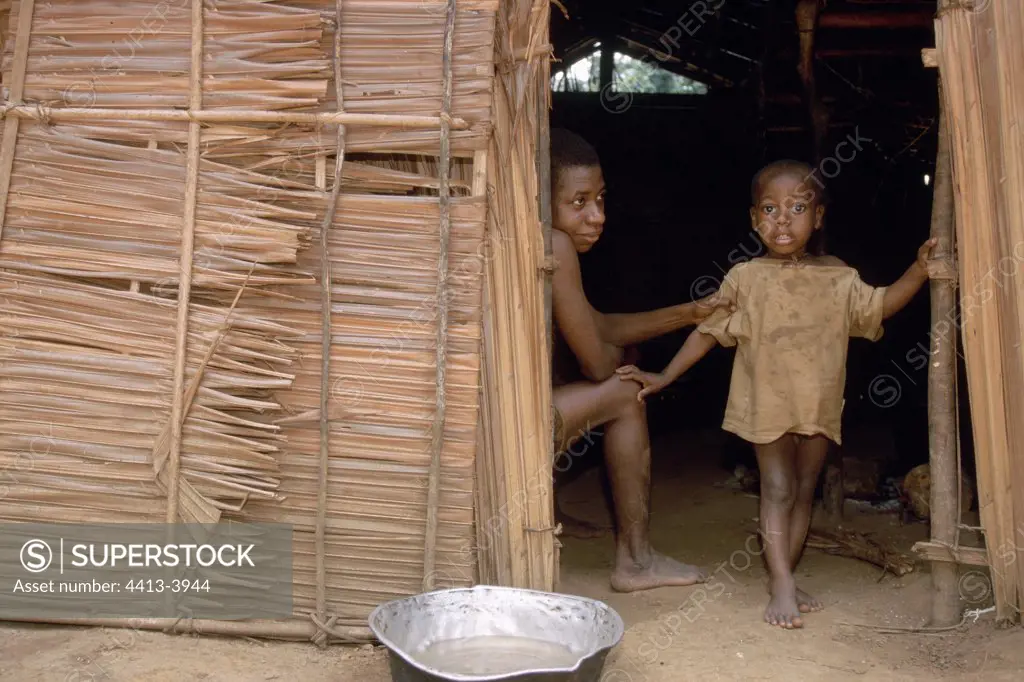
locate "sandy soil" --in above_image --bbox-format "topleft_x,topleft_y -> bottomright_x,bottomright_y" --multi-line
2,430 -> 1022,682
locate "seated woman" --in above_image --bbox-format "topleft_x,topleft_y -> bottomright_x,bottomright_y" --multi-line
549,129 -> 731,592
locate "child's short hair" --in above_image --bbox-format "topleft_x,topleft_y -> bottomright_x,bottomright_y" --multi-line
751,159 -> 828,255
550,128 -> 600,186
751,159 -> 827,206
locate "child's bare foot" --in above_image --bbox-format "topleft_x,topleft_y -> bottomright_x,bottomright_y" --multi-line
765,579 -> 804,628
610,552 -> 706,592
555,508 -> 609,539
767,579 -> 823,613
796,587 -> 822,613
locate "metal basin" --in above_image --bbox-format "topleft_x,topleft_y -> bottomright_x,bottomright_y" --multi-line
368,586 -> 624,682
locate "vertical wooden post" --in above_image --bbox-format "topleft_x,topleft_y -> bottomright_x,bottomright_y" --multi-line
422,0 -> 456,592
598,36 -> 614,92
0,0 -> 36,242
822,445 -> 844,523
795,0 -> 827,162
316,0 -> 347,635
166,0 -> 204,524
536,62 -> 557,590
927,80 -> 961,627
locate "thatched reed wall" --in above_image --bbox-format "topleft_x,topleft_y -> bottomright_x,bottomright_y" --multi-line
933,0 -> 1024,625
0,0 -> 554,642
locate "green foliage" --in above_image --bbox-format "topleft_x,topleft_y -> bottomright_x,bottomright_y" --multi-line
550,50 -> 708,95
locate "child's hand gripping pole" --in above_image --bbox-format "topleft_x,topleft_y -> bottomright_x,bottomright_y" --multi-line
882,237 -> 939,319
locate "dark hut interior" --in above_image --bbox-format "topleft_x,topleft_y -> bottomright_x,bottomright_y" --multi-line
547,0 -> 972,510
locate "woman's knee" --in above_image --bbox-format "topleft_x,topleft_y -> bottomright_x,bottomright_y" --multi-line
604,377 -> 644,417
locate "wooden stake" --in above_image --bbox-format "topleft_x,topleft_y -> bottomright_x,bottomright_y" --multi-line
913,540 -> 988,567
2,616 -> 372,643
0,0 -> 36,242
0,105 -> 469,129
927,81 -> 960,628
317,0 -> 348,633
422,0 -> 456,593
822,445 -> 844,523
535,68 -> 557,589
166,0 -> 204,524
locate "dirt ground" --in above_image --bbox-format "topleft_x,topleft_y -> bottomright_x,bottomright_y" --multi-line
2,429 -> 1022,682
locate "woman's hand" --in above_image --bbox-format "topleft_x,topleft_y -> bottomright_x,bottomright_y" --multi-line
615,365 -> 672,402
690,289 -> 736,324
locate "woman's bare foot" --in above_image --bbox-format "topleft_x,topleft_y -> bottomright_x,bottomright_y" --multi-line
610,552 -> 706,593
555,508 -> 610,539
765,579 -> 803,628
795,587 -> 822,613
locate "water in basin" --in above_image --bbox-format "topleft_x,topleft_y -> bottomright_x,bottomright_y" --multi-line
411,634 -> 580,676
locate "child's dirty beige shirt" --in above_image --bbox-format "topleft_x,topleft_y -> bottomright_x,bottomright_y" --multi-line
697,258 -> 886,445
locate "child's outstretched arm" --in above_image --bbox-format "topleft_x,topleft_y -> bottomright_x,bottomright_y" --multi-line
883,238 -> 937,319
615,330 -> 719,401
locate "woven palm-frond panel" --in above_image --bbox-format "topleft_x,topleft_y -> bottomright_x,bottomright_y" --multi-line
0,270 -> 300,524
243,193 -> 485,625
3,0 -> 329,110
0,124 -> 316,288
0,0 -> 513,640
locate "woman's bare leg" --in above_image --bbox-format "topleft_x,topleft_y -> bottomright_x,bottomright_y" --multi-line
553,444 -> 610,539
754,435 -> 803,628
554,377 -> 706,592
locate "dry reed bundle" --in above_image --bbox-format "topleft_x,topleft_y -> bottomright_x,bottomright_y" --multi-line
475,0 -> 555,589
289,0 -> 494,117
0,123 -> 317,289
271,0 -> 496,157
936,0 -> 1024,622
0,0 -> 535,640
0,270 -> 300,524
242,190 -> 486,625
2,0 -> 329,111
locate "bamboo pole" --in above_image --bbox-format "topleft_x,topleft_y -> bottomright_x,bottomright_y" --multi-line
471,149 -> 492,585
927,81 -> 959,627
537,77 -> 553,382
0,105 -> 469,129
317,0 -> 348,635
936,3 -> 1020,621
165,0 -> 204,524
991,0 -> 1024,612
0,0 -> 35,241
818,10 -> 933,29
3,616 -> 372,644
535,59 -> 557,589
422,0 -> 456,593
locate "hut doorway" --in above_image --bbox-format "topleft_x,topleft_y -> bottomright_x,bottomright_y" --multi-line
545,0 -> 998,644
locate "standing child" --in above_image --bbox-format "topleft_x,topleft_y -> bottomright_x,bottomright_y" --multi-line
616,159 -> 936,628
